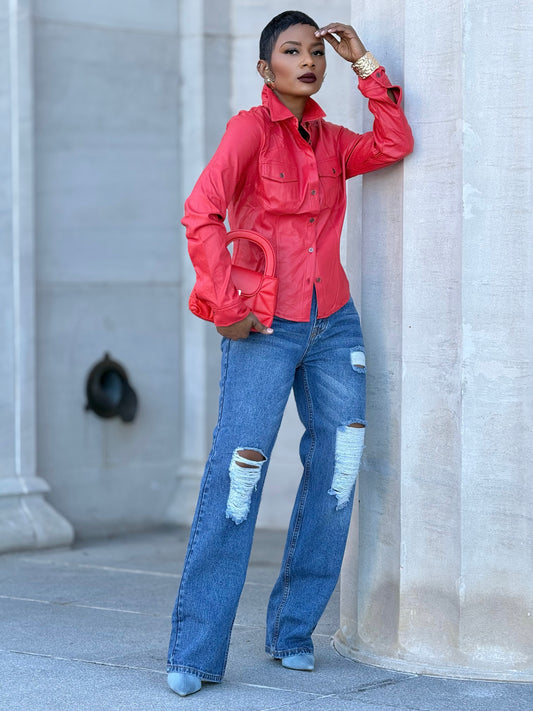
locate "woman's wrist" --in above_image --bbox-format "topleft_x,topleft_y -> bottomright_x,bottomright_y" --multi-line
351,51 -> 380,79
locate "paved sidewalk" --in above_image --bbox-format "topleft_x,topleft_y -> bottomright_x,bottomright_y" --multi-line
1,527 -> 531,711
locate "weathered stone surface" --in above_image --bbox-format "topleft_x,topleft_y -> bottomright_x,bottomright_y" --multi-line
0,0 -> 73,553
337,0 -> 533,682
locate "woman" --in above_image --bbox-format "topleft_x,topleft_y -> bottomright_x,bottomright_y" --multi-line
167,10 -> 413,697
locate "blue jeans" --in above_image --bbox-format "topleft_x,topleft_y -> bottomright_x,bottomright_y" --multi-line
167,295 -> 366,681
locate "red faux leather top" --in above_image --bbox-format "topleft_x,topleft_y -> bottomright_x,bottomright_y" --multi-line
183,68 -> 414,326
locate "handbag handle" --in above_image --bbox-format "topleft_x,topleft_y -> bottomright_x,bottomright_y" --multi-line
224,230 -> 276,276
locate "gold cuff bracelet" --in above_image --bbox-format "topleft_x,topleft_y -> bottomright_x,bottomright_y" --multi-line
351,52 -> 380,79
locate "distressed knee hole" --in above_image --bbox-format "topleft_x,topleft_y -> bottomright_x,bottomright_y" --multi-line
329,425 -> 365,510
226,448 -> 267,525
235,449 -> 266,467
350,349 -> 366,373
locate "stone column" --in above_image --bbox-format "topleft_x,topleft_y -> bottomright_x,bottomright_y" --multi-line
166,0 -> 231,524
335,0 -> 533,681
0,0 -> 73,553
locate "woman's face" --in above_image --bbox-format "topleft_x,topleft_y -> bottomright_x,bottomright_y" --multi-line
266,23 -> 326,101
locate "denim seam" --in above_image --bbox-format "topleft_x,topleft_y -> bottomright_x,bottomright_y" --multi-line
168,340 -> 232,673
270,364 -> 315,650
166,664 -> 222,683
296,297 -> 322,366
221,611 -> 237,675
267,646 -> 315,659
298,317 -> 329,365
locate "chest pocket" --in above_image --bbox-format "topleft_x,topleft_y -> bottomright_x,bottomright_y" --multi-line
317,157 -> 344,210
259,161 -> 302,215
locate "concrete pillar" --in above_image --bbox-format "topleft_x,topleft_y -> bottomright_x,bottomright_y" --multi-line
166,0 -> 207,524
335,0 -> 533,681
0,0 -> 73,552
166,0 -> 231,524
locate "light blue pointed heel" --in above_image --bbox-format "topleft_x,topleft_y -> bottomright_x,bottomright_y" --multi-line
167,671 -> 202,696
281,653 -> 315,671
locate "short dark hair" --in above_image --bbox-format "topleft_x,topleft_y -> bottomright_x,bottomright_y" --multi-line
259,11 -> 319,63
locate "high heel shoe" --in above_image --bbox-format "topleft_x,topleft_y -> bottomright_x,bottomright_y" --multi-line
167,671 -> 202,696
281,653 -> 315,671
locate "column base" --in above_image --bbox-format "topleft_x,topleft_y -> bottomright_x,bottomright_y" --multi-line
333,630 -> 533,683
164,460 -> 203,526
0,477 -> 74,554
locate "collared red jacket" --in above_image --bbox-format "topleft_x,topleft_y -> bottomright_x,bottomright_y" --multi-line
182,68 -> 414,326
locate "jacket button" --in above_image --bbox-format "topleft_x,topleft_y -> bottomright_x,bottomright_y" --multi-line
316,277 -> 321,282
311,189 -> 316,195
308,247 -> 314,253
309,217 -> 314,223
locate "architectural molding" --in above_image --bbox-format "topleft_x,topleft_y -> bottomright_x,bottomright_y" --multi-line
0,0 -> 74,553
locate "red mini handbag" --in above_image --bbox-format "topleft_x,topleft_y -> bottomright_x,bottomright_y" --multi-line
188,229 -> 279,328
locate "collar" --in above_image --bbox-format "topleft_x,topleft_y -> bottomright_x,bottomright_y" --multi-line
261,85 -> 326,124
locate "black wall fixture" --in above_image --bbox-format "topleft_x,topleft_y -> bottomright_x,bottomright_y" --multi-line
85,353 -> 138,423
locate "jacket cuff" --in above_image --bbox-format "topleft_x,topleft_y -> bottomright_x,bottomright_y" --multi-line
358,67 -> 402,103
212,300 -> 250,327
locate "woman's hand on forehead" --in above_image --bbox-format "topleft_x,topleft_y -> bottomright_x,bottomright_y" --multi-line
314,22 -> 366,64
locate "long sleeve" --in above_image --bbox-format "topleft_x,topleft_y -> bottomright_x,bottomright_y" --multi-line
338,68 -> 414,178
183,111 -> 263,326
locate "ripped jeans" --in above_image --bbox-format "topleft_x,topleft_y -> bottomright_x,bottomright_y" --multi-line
167,295 -> 365,682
